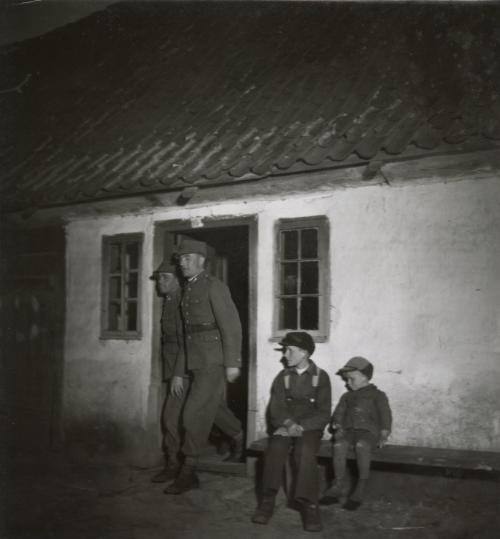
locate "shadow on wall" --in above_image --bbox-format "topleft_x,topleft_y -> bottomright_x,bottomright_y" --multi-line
64,418 -> 160,466
64,418 -> 125,464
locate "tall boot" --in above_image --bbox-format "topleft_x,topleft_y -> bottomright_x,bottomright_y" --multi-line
224,431 -> 245,463
301,502 -> 323,532
163,464 -> 199,495
251,494 -> 275,525
151,457 -> 179,483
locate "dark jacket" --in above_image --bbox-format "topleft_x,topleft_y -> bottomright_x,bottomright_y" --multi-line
161,288 -> 185,380
331,384 -> 392,438
181,271 -> 242,370
269,361 -> 332,431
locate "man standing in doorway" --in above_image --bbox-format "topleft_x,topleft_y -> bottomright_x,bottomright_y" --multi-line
150,260 -> 189,483
164,238 -> 245,495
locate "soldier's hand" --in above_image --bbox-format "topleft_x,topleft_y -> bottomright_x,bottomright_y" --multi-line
225,367 -> 241,383
170,376 -> 184,398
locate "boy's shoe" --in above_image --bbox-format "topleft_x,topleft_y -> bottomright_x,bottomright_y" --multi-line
251,496 -> 275,525
163,466 -> 199,494
351,478 -> 367,500
342,478 -> 367,509
151,464 -> 179,483
319,481 -> 345,505
301,503 -> 322,532
319,494 -> 340,505
343,498 -> 362,511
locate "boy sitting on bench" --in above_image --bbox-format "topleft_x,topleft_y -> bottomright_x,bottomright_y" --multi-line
320,356 -> 392,510
252,332 -> 331,532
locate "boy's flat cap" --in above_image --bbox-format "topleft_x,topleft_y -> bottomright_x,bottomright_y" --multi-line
337,356 -> 374,380
275,331 -> 315,355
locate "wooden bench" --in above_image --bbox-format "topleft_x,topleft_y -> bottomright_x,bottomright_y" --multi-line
248,438 -> 500,473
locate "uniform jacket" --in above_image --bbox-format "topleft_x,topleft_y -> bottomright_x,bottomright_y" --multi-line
331,384 -> 392,438
269,361 -> 332,431
161,288 -> 185,380
181,271 -> 242,370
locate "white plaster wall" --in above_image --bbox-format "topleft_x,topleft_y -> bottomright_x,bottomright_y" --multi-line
64,175 -> 500,453
253,177 -> 500,451
64,215 -> 155,435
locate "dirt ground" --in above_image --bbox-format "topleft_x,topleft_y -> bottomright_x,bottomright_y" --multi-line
1,456 -> 499,539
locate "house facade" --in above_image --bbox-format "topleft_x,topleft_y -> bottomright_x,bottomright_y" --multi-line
59,154 -> 500,463
2,2 -> 499,464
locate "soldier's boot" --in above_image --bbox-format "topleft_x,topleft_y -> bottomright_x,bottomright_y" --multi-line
151,461 -> 179,483
223,431 -> 245,463
163,465 -> 199,495
251,495 -> 275,525
301,502 -> 323,532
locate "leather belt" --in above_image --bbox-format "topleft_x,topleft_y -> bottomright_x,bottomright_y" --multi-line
185,322 -> 218,334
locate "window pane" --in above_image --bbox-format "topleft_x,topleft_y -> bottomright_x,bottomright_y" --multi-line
126,242 -> 139,270
126,272 -> 138,299
103,234 -> 143,337
110,243 -> 122,273
108,302 -> 121,331
281,230 -> 298,260
282,263 -> 298,295
127,301 -> 137,331
301,262 -> 318,294
279,298 -> 297,329
301,229 -> 318,259
300,297 -> 319,330
109,276 -> 121,299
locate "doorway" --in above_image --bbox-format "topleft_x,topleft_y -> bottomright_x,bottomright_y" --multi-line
0,226 -> 65,461
152,216 -> 257,462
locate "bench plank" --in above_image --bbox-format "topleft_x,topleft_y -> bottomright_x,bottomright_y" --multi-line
248,438 -> 500,472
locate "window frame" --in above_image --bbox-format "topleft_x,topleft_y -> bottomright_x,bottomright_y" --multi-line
272,216 -> 330,342
101,233 -> 144,340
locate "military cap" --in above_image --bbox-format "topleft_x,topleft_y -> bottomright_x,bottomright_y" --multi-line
337,356 -> 374,380
275,331 -> 315,355
150,259 -> 177,279
177,238 -> 207,257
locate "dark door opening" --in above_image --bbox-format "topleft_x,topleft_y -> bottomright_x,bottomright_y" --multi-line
0,226 -> 65,461
162,224 -> 250,455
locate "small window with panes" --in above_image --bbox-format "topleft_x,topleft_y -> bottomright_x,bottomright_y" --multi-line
274,217 -> 329,341
101,233 -> 143,339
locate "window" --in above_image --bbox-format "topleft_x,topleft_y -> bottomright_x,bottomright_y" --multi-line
274,217 -> 329,341
101,233 -> 143,339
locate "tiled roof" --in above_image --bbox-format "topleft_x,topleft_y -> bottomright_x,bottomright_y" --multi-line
1,1 -> 499,212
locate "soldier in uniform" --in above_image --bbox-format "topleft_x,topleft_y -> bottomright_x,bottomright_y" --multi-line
164,238 -> 244,495
150,260 -> 189,483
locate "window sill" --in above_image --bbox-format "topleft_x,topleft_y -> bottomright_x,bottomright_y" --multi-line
269,334 -> 328,343
100,331 -> 142,341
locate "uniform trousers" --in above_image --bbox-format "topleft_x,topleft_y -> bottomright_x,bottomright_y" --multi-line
182,364 -> 242,465
261,430 -> 323,504
162,377 -> 190,465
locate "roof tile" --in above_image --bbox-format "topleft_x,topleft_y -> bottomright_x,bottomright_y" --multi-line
1,1 -> 499,211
